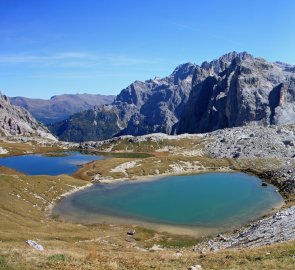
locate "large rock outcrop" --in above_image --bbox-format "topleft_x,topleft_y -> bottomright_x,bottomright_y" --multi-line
176,52 -> 295,134
0,92 -> 56,140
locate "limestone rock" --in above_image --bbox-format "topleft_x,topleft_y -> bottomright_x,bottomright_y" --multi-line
176,53 -> 295,134
0,92 -> 56,140
188,265 -> 202,270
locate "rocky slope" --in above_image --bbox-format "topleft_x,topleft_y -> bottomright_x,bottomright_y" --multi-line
50,63 -> 197,142
0,92 -> 56,140
205,125 -> 295,159
10,93 -> 115,124
176,52 -> 295,133
195,205 -> 295,251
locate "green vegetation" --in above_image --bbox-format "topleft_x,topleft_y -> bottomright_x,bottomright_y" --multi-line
47,254 -> 66,262
158,234 -> 199,248
0,256 -> 14,270
133,227 -> 156,242
99,152 -> 153,159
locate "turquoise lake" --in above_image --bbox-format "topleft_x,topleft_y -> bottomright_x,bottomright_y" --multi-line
54,173 -> 283,230
0,152 -> 104,175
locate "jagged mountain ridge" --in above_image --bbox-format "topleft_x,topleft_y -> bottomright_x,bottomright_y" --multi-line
49,62 -> 197,141
49,52 -> 295,142
10,93 -> 115,125
176,53 -> 295,134
0,92 -> 56,140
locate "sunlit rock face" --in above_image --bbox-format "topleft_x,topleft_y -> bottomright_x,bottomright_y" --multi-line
176,52 -> 295,134
0,91 -> 56,140
50,51 -> 295,142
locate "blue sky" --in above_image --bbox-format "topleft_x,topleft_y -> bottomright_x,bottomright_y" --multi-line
0,0 -> 295,98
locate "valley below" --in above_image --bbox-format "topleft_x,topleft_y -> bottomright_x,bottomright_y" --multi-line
1,124 -> 295,269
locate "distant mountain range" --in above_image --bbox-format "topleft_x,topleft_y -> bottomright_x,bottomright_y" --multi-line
10,93 -> 115,124
9,51 -> 295,143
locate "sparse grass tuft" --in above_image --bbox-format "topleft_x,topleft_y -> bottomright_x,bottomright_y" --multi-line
158,234 -> 199,248
47,254 -> 66,262
0,256 -> 13,270
133,227 -> 156,243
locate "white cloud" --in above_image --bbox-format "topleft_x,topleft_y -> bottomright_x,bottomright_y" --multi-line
0,52 -> 162,67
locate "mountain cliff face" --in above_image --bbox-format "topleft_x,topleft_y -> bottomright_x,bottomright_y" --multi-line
49,63 -> 197,142
176,52 -> 295,134
49,51 -> 295,142
10,93 -> 115,124
0,92 -> 56,140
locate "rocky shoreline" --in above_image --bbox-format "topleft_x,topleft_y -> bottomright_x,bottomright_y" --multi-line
194,205 -> 295,251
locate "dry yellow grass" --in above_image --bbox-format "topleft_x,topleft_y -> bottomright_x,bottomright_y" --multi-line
1,139 -> 295,269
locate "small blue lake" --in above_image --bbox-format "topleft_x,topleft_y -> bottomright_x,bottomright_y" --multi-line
54,173 -> 283,230
0,152 -> 104,175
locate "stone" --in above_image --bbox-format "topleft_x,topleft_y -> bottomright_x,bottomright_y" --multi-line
26,240 -> 44,251
188,265 -> 202,270
261,182 -> 268,187
127,229 -> 136,236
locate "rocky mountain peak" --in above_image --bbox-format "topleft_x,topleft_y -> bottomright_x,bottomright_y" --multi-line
275,61 -> 295,73
170,62 -> 196,81
0,91 -> 56,140
48,52 -> 295,142
176,52 -> 295,134
0,92 -> 10,104
201,51 -> 253,75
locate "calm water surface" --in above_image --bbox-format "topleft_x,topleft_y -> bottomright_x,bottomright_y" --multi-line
0,151 -> 104,175
54,173 -> 283,230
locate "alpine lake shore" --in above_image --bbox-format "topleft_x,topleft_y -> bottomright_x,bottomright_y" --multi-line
1,127 -> 295,270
